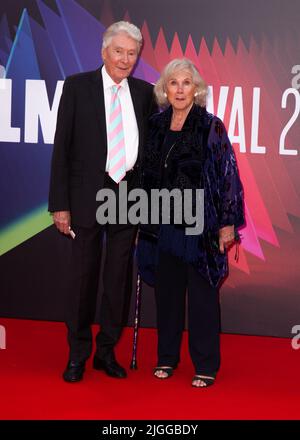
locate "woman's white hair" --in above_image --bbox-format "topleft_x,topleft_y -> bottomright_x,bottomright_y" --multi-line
102,21 -> 143,52
154,58 -> 208,108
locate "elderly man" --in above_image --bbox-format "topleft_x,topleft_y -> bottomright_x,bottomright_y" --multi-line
49,21 -> 157,382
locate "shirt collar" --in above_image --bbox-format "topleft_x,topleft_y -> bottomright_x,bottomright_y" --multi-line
101,65 -> 128,91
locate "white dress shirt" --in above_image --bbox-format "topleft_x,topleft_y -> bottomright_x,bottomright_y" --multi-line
102,66 -> 139,172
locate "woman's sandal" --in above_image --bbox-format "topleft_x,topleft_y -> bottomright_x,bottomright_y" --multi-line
153,366 -> 174,379
192,374 -> 216,388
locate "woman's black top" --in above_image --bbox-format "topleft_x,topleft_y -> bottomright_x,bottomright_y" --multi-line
160,129 -> 182,188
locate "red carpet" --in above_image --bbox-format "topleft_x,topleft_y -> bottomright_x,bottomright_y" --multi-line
0,318 -> 299,420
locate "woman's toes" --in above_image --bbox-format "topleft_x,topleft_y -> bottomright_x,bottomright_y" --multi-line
192,379 -> 206,387
155,370 -> 168,378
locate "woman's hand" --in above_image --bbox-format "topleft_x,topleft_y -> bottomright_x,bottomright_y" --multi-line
219,225 -> 235,254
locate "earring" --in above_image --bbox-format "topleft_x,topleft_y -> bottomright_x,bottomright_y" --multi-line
163,92 -> 167,98
194,92 -> 199,97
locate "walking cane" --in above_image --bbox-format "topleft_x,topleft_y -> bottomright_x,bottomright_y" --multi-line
130,272 -> 142,369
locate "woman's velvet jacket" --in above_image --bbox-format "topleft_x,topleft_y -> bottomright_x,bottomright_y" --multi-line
137,104 -> 244,287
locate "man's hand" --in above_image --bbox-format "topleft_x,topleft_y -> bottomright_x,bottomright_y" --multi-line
219,225 -> 235,254
52,211 -> 71,235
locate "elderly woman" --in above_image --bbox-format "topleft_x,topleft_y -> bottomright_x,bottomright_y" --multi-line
137,58 -> 244,387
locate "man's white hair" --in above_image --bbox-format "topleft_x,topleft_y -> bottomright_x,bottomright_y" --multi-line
102,21 -> 143,52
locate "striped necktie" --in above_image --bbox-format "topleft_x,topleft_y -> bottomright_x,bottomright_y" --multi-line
108,84 -> 126,183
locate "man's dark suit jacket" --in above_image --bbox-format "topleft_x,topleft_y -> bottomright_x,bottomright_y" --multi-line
48,68 -> 156,227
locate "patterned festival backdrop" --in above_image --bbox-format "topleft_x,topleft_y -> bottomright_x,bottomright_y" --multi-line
0,0 -> 299,336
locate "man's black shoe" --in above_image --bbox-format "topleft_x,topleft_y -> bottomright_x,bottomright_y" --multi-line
93,356 -> 127,378
63,360 -> 85,383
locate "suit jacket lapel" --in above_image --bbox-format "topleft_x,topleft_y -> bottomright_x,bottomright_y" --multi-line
89,68 -> 107,151
128,76 -> 144,154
